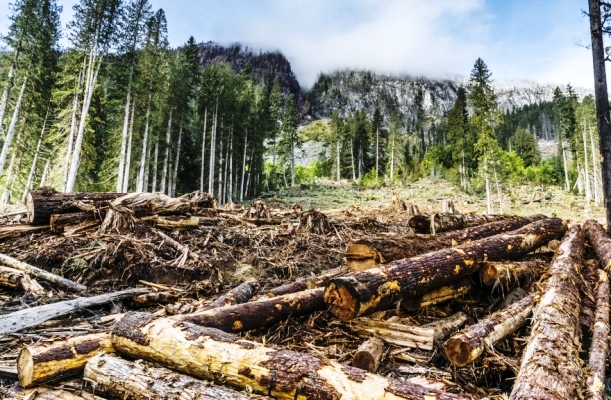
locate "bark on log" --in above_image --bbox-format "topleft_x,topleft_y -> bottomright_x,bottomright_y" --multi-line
17,332 -> 113,388
5,387 -> 103,400
402,278 -> 475,311
325,218 -> 566,320
84,353 -> 267,400
353,337 -> 384,373
130,291 -> 179,307
207,278 -> 259,309
509,225 -> 585,400
0,265 -> 44,294
50,212 -> 100,233
444,293 -> 536,366
0,288 -> 148,335
479,260 -> 549,287
179,288 -> 325,333
408,213 -> 537,234
346,215 -> 546,270
26,187 -> 124,225
585,219 -> 611,270
112,312 -> 466,400
421,312 -> 469,341
586,269 -> 609,400
265,279 -> 309,297
0,253 -> 86,292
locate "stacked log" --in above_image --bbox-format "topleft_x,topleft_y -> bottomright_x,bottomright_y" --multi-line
325,218 -> 566,320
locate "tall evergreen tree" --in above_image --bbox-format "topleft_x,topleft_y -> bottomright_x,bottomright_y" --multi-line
279,93 -> 299,186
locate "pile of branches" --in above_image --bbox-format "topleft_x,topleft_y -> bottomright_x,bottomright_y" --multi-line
0,188 -> 609,399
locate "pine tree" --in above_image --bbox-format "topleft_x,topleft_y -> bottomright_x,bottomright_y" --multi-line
513,127 -> 540,167
446,87 -> 470,189
279,93 -> 299,186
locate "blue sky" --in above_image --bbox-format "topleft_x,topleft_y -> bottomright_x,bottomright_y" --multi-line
0,0 -> 595,89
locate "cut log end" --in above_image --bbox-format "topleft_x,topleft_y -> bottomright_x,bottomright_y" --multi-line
443,338 -> 473,367
16,347 -> 34,387
324,282 -> 358,321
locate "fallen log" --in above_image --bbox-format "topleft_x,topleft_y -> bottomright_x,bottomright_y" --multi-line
421,312 -> 469,341
0,224 -> 49,240
479,259 -> 549,287
112,312 -> 466,399
325,218 -> 566,320
347,318 -> 435,350
130,291 -> 179,307
401,278 -> 475,311
150,215 -> 200,229
586,269 -> 609,400
50,212 -> 100,233
26,187 -> 124,225
84,353 -> 267,400
17,332 -> 113,388
5,386 -> 103,400
0,265 -> 44,294
444,292 -> 536,367
0,253 -> 86,292
265,278 -> 309,297
408,213 -> 529,234
353,337 -> 384,373
509,225 -> 585,400
0,287 -> 148,335
346,215 -> 546,270
585,219 -> 611,270
179,288 -> 325,333
207,278 -> 259,308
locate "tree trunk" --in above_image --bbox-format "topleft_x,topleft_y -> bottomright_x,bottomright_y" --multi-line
208,103 -> 217,196
336,138 -> 341,181
122,96 -> 136,192
144,137 -> 152,191
112,313 -> 465,400
290,130 -> 295,186
0,56 -> 18,136
590,122 -> 601,204
50,212 -> 100,233
26,187 -> 124,225
589,0 -> 611,231
217,137 -> 224,204
40,160 -> 50,187
0,76 -> 27,178
151,138 -> 159,192
325,218 -> 566,320
351,138 -> 356,180
0,288 -> 148,335
5,387 -> 100,400
479,259 -> 548,287
207,278 -> 259,309
586,269 -> 609,400
583,119 -> 592,202
84,353 -> 267,400
240,129 -> 247,201
408,213 -> 539,235
17,332 -> 113,388
117,89 -> 132,192
509,225 -> 585,400
346,215 -> 545,272
421,312 -> 469,341
265,279 -> 309,297
200,107 -> 208,192
227,129 -> 232,201
444,293 -> 536,367
172,125 -> 182,197
0,265 -> 44,294
136,81 -> 154,193
353,337 -> 384,373
21,110 -> 49,203
345,318 -> 434,350
485,173 -> 492,214
179,288 -> 325,333
0,253 -> 86,293
401,278 -> 475,311
585,219 -> 611,269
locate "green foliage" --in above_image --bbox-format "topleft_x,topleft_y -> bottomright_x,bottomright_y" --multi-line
513,127 -> 541,167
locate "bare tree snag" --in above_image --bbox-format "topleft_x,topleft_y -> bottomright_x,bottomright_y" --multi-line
84,353 -> 267,400
585,219 -> 611,270
408,213 -> 535,234
353,337 -> 384,372
325,218 -> 566,320
0,265 -> 44,295
402,278 -> 475,311
586,269 -> 609,400
421,312 -> 469,341
207,278 -> 259,308
0,288 -> 148,335
0,253 -> 86,292
347,318 -> 435,350
444,293 -> 536,367
112,312 -> 466,400
17,332 -> 113,388
509,225 -> 585,400
179,288 -> 325,333
479,260 -> 549,287
346,215 -> 546,270
26,187 -> 124,225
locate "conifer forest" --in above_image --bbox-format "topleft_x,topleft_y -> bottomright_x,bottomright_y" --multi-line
2,1 -> 611,399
